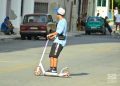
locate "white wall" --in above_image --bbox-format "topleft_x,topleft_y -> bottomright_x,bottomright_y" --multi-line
10,0 -> 22,32
11,0 -> 34,33
23,0 -> 34,16
35,0 -> 48,2
95,0 -> 109,18
87,0 -> 109,18
0,0 -> 7,27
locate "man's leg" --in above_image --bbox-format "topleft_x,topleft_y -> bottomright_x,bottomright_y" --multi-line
53,58 -> 58,71
50,57 -> 54,69
116,23 -> 117,30
119,23 -> 120,30
4,29 -> 10,35
47,57 -> 58,72
47,43 -> 63,73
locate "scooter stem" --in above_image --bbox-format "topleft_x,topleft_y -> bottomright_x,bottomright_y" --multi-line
38,40 -> 49,73
39,40 -> 49,64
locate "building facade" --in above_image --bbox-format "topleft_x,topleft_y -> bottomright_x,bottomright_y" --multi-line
0,0 -> 79,32
0,0 -> 110,33
0,0 -> 34,32
95,0 -> 109,18
87,0 -> 109,18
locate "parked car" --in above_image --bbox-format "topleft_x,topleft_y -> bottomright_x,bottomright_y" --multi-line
85,16 -> 106,35
20,13 -> 56,40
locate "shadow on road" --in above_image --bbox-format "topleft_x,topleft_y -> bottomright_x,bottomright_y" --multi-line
70,72 -> 89,77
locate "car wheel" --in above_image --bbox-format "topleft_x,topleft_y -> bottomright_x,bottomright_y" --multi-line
88,31 -> 91,35
85,30 -> 89,35
103,32 -> 106,35
34,36 -> 39,40
45,31 -> 48,40
85,27 -> 87,35
21,35 -> 26,40
44,34 -> 48,40
27,36 -> 32,40
45,36 -> 48,40
102,29 -> 106,35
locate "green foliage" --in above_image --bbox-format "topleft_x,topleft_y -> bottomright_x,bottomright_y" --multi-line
115,0 -> 120,7
118,1 -> 120,7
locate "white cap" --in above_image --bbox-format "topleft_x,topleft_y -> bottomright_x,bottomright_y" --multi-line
57,7 -> 65,16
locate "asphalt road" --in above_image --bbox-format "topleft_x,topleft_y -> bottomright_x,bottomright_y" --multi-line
0,34 -> 120,86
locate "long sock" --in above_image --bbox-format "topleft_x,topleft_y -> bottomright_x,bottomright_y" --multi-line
50,57 -> 54,68
53,58 -> 58,69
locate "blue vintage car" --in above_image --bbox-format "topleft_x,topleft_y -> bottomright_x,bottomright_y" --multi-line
85,16 -> 106,35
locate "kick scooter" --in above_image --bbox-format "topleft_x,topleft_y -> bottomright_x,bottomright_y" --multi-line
34,40 -> 70,77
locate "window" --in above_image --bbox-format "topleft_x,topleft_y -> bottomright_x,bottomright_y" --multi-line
23,15 -> 47,23
34,2 -> 48,13
97,0 -> 106,7
74,0 -> 76,5
88,17 -> 102,22
97,0 -> 101,6
102,0 -> 106,7
39,16 -> 47,23
48,15 -> 53,22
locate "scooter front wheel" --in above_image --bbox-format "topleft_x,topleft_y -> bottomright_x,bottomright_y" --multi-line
34,66 -> 42,76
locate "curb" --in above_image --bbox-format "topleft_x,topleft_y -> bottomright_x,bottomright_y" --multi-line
0,31 -> 85,41
0,34 -> 20,41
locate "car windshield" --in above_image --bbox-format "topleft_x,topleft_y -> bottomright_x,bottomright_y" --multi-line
23,15 -> 47,23
88,17 -> 102,22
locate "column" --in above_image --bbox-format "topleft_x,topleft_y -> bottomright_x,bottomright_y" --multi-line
0,0 -> 7,26
10,0 -> 22,32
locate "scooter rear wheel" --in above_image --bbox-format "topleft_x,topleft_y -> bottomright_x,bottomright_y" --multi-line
62,71 -> 70,78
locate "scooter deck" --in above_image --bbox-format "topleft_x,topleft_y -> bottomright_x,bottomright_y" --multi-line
44,72 -> 69,77
44,67 -> 69,77
44,72 -> 59,77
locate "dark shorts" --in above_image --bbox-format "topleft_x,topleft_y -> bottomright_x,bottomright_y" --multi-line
49,43 -> 63,58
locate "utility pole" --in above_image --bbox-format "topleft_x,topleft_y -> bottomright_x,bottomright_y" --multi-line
64,0 -> 66,10
78,0 -> 81,17
112,0 -> 114,20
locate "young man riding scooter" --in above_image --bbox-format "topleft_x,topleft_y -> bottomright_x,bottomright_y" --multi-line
47,7 -> 67,73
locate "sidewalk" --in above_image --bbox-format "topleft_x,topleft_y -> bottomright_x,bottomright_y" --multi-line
67,31 -> 85,37
0,31 -> 80,41
0,31 -> 20,41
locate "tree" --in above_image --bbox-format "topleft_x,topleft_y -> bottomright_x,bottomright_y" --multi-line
110,0 -> 120,9
115,0 -> 120,8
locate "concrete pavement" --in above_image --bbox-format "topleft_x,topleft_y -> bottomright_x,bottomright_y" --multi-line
0,30 -> 120,41
0,31 -> 20,40
0,31 -> 80,41
0,35 -> 120,86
